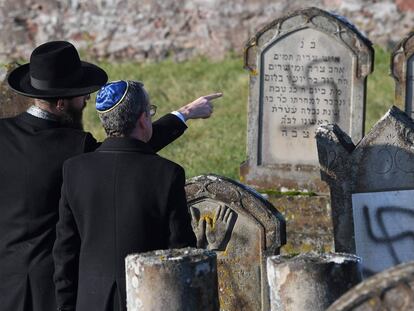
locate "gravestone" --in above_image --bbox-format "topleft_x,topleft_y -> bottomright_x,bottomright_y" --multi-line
316,106 -> 414,276
240,7 -> 373,192
326,261 -> 414,311
185,174 -> 286,311
125,248 -> 219,311
0,63 -> 31,118
392,31 -> 414,117
267,253 -> 361,311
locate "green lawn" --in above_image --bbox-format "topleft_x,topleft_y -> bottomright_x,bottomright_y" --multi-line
366,47 -> 396,131
83,47 -> 396,180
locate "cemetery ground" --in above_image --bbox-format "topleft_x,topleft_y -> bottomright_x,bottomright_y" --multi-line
81,46 -> 394,182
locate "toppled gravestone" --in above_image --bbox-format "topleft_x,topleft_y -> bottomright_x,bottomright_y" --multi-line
125,248 -> 219,311
392,31 -> 414,118
240,7 -> 373,192
185,174 -> 286,311
267,253 -> 362,311
316,106 -> 414,276
0,63 -> 31,118
327,261 -> 414,311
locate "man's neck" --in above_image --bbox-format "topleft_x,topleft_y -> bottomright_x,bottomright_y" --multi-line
27,105 -> 59,122
129,128 -> 149,143
33,99 -> 60,114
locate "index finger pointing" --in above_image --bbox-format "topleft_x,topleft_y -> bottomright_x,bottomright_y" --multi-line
204,93 -> 223,101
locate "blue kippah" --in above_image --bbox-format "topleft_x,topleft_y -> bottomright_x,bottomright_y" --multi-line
96,80 -> 128,112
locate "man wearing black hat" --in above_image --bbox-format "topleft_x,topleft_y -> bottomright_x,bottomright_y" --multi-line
2,41 -> 218,311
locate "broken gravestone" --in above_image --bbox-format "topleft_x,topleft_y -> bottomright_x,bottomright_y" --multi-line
185,175 -> 286,311
392,31 -> 414,118
327,261 -> 414,311
267,253 -> 362,311
125,248 -> 219,311
317,106 -> 414,276
240,7 -> 373,192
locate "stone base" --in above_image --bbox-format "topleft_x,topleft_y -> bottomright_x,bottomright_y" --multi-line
265,194 -> 334,254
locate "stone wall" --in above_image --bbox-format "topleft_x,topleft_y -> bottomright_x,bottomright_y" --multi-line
1,0 -> 413,62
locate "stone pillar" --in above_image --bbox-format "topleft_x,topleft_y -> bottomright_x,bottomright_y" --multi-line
267,253 -> 361,311
125,248 -> 219,311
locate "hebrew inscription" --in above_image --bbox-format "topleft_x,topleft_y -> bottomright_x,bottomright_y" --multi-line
241,8 -> 372,191
260,28 -> 353,165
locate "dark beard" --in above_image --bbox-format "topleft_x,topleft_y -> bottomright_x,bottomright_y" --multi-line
60,106 -> 84,130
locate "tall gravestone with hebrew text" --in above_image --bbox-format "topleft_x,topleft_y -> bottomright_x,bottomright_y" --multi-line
185,175 -> 285,311
392,31 -> 414,118
317,106 -> 414,277
241,7 -> 373,192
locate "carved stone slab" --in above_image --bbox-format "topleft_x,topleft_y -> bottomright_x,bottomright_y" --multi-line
327,261 -> 414,311
392,31 -> 414,118
316,106 -> 414,270
185,175 -> 286,311
241,7 -> 373,192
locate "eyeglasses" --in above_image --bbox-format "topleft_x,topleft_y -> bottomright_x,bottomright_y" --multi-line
149,104 -> 157,117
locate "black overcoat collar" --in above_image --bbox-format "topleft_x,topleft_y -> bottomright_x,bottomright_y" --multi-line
16,112 -> 61,130
96,137 -> 155,154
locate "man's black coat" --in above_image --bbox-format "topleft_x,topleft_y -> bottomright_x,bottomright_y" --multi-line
0,112 -> 187,311
53,137 -> 196,311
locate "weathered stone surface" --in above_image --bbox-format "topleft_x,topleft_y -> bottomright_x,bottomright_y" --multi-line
0,0 -> 413,62
267,253 -> 361,311
327,261 -> 414,311
316,123 -> 355,253
125,248 -> 218,311
266,194 -> 334,254
185,174 -> 286,311
392,31 -> 414,118
240,7 -> 373,192
0,63 -> 31,118
396,0 -> 414,12
316,106 -> 414,274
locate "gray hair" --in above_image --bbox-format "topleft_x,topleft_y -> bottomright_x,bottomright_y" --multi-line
99,80 -> 149,137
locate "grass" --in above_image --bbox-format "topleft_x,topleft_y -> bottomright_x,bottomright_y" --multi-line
82,46 -> 396,180
83,56 -> 248,179
365,46 -> 396,132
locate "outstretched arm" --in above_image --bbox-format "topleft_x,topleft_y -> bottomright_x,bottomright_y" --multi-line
148,93 -> 223,152
177,93 -> 222,121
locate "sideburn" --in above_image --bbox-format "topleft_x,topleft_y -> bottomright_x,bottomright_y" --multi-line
60,105 -> 84,130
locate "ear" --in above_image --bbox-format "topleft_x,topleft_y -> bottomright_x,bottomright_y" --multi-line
56,99 -> 66,112
137,112 -> 147,130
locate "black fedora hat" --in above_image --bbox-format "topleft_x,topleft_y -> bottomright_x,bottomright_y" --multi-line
7,41 -> 108,98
